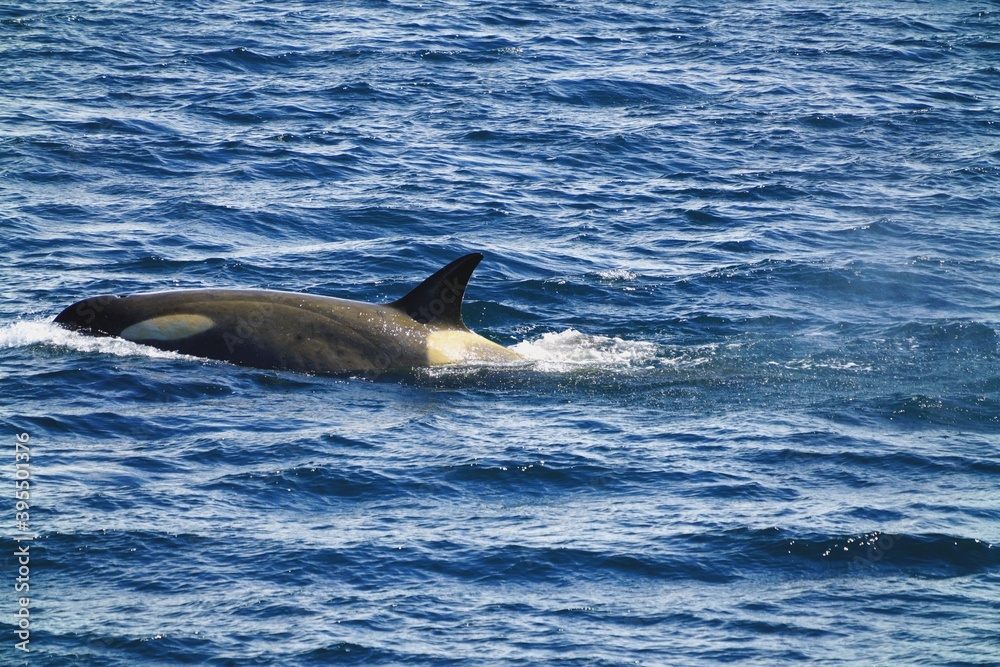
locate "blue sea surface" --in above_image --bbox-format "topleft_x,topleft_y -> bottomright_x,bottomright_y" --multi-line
2,1 -> 1000,664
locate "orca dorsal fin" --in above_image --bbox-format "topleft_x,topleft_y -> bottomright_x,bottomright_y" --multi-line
389,253 -> 484,328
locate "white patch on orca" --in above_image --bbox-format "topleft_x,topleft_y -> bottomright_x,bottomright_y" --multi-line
425,330 -> 523,365
121,314 -> 215,341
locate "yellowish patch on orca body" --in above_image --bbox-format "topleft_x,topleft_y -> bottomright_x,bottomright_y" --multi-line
425,330 -> 523,365
121,314 -> 215,341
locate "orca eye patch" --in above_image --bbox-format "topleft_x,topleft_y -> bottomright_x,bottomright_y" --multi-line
121,314 -> 215,341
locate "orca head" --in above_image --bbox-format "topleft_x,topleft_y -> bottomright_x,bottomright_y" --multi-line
54,294 -> 130,337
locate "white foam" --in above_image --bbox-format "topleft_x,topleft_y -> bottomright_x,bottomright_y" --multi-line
1,319 -> 187,360
597,268 -> 637,281
510,329 -> 660,372
766,358 -> 873,372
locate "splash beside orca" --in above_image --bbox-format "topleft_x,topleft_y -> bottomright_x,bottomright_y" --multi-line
54,253 -> 522,374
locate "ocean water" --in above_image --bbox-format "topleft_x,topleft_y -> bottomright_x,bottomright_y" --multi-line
2,0 -> 999,664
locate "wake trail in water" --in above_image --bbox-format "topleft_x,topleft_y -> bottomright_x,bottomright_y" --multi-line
510,329 -> 661,372
0,319 -> 189,361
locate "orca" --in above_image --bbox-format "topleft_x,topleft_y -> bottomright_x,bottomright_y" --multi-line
54,253 -> 522,374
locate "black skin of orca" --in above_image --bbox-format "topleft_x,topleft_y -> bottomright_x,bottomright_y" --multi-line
54,253 -> 516,374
